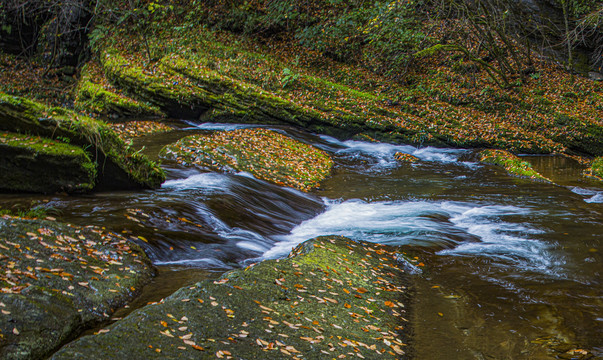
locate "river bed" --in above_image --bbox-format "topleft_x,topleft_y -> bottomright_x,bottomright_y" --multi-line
1,121 -> 601,359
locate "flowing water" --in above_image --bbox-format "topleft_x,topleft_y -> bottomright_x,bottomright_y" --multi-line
1,122 -> 601,359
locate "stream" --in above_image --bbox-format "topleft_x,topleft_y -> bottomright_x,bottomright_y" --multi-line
1,121 -> 601,359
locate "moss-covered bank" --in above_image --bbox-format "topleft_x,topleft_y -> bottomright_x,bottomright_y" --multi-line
0,92 -> 165,192
0,215 -> 155,360
584,157 -> 603,182
75,62 -> 164,119
52,236 -> 411,359
93,26 -> 603,157
480,149 -> 553,183
0,132 -> 96,193
160,128 -> 333,191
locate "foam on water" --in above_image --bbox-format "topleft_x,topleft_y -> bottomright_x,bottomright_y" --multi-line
264,199 -> 556,275
162,173 -> 229,192
570,187 -> 603,203
182,121 -> 258,131
437,203 -> 553,272
586,193 -> 603,203
317,135 -> 473,170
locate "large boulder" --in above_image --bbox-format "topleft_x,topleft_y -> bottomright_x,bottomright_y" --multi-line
0,92 -> 165,191
74,62 -> 165,119
160,128 -> 333,191
52,236 -> 412,359
0,132 -> 96,193
0,216 -> 155,360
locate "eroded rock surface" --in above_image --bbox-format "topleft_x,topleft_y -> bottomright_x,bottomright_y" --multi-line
0,216 -> 155,360
52,236 -> 411,359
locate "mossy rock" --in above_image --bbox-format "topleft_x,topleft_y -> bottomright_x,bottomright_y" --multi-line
479,149 -> 553,183
394,152 -> 419,163
0,132 -> 96,193
584,157 -> 603,181
0,215 -> 155,360
566,123 -> 603,157
52,236 -> 411,359
101,51 -> 210,119
160,128 -> 333,191
100,50 -> 404,139
75,63 -> 164,118
0,92 -> 165,190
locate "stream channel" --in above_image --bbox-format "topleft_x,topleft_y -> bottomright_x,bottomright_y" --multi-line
1,121 -> 602,359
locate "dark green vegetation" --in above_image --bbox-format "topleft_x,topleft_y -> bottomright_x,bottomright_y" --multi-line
52,236 -> 411,359
479,149 -> 553,183
160,129 -> 333,191
0,215 -> 154,360
0,92 -> 165,192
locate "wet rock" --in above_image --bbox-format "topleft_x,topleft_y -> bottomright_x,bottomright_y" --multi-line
479,149 -> 554,183
0,132 -> 96,193
52,236 -> 412,359
160,128 -> 333,191
394,152 -> 419,163
0,216 -> 155,359
0,92 -> 165,191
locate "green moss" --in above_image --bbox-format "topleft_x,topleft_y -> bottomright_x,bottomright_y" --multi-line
480,149 -> 553,183
0,92 -> 166,190
52,236 -> 412,359
101,51 -> 208,119
0,132 -> 96,193
1,132 -> 87,157
160,128 -> 333,191
585,157 -> 603,181
75,64 -> 164,118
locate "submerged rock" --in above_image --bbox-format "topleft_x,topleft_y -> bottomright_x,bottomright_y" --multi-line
0,92 -> 165,192
479,149 -> 554,183
160,128 -> 333,191
52,236 -> 412,359
0,216 -> 154,360
0,132 -> 96,193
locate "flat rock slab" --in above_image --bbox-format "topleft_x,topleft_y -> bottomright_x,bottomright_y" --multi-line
0,216 -> 154,360
160,128 -> 333,191
52,236 -> 411,359
0,132 -> 96,193
0,92 -> 166,191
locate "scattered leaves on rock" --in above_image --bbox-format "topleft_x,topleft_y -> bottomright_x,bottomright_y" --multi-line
160,128 -> 333,191
52,236 -> 412,359
479,149 -> 553,183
